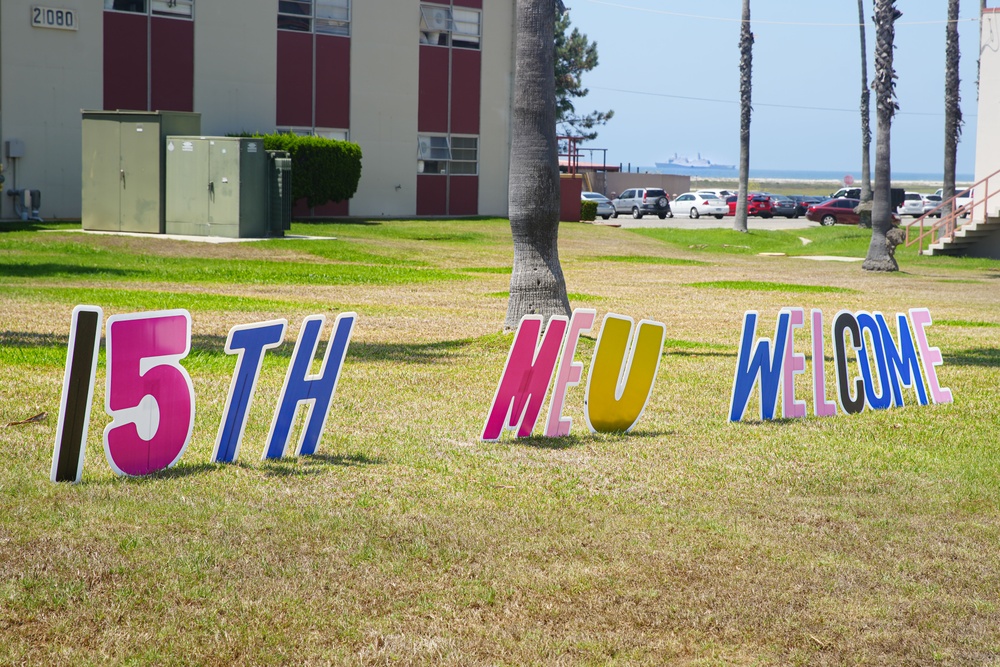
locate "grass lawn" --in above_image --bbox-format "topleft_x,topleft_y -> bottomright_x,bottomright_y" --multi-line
1,218 -> 999,665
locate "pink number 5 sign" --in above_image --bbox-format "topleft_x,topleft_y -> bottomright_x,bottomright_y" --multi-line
103,310 -> 195,476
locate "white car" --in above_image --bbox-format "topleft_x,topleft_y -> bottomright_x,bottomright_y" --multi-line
695,189 -> 734,200
934,187 -> 973,215
673,192 -> 728,219
922,194 -> 942,216
581,191 -> 615,220
897,192 -> 924,217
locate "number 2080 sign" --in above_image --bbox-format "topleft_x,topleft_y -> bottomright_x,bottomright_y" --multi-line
51,306 -> 356,483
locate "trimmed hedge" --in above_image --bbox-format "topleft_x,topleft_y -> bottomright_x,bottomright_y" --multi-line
580,200 -> 598,222
236,133 -> 362,207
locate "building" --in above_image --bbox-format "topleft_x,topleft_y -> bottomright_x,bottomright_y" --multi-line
0,0 -> 514,221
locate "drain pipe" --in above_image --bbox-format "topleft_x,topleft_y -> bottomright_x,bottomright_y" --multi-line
7,188 -> 43,222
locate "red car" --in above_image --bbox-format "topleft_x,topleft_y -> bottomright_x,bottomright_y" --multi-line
805,198 -> 899,226
726,194 -> 773,218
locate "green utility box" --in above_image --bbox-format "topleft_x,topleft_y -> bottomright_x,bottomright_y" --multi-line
164,137 -> 270,238
82,110 -> 201,233
267,150 -> 292,236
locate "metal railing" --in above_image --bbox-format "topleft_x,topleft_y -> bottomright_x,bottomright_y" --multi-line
904,167 -> 1000,254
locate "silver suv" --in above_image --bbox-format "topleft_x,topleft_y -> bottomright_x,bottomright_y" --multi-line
611,188 -> 673,219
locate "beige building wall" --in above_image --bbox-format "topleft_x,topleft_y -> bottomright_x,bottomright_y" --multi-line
974,9 -> 1000,219
0,0 -> 101,219
348,0 -> 421,217
478,1 -> 515,217
193,2 -> 276,137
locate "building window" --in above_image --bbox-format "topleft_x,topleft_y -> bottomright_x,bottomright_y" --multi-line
419,4 -> 481,49
418,135 -> 478,175
279,0 -> 350,36
104,0 -> 194,18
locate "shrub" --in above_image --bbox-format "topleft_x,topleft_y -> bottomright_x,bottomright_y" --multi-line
580,200 -> 598,222
235,133 -> 363,207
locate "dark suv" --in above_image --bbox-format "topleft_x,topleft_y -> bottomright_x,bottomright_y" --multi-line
611,188 -> 673,219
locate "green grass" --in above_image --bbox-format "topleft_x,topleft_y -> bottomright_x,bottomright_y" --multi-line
936,318 -> 1000,328
685,280 -> 859,294
583,254 -> 710,266
1,218 -> 999,665
2,285 -> 331,313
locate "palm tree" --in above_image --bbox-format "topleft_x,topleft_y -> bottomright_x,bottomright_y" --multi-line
863,0 -> 902,272
858,0 -> 872,204
505,0 -> 572,330
943,0 -> 962,217
734,0 -> 752,233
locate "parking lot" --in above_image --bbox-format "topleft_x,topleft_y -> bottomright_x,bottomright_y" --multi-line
606,215 -> 819,230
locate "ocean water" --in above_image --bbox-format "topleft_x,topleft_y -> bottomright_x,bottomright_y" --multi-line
640,166 -> 975,183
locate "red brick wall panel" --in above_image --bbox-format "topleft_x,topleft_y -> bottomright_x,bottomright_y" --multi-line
277,32 -> 314,127
315,35 -> 350,130
450,49 -> 480,135
104,12 -> 148,110
418,46 -> 449,133
449,176 -> 478,215
150,18 -> 194,112
417,175 -> 448,216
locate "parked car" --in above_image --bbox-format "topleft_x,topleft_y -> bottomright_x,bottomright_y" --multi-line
807,198 -> 862,225
789,195 -> 824,217
921,194 -> 942,217
933,188 -> 973,215
769,195 -> 798,218
611,187 -> 673,219
897,191 -> 925,217
725,194 -> 773,218
831,187 -> 862,199
673,192 -> 727,219
806,198 -> 900,226
581,191 -> 615,220
695,189 -> 735,200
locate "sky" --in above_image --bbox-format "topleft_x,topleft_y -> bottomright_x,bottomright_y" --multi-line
563,0 -> 984,179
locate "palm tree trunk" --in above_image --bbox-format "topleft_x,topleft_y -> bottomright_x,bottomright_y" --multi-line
505,0 -> 571,330
863,0 -> 901,272
943,0 -> 962,218
858,0 -> 872,204
734,0 -> 752,233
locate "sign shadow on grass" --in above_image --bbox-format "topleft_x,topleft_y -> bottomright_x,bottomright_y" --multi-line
0,263 -> 133,279
348,339 -> 475,364
517,428 -> 675,450
256,452 -> 384,477
944,347 -> 1000,367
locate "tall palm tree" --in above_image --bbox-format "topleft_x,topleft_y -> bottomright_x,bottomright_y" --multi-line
863,0 -> 902,272
858,0 -> 872,204
505,0 -> 571,330
734,0 -> 752,233
943,0 -> 962,217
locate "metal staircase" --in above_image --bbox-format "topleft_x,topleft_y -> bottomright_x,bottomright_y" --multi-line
904,168 -> 1000,256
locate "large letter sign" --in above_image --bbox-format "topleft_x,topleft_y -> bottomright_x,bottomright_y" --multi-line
49,307 -> 357,481
728,310 -> 790,422
481,315 -> 568,441
104,310 -> 195,476
584,315 -> 666,433
265,313 -> 356,459
51,306 -> 104,483
729,307 -> 952,422
482,310 -> 665,440
212,319 -> 288,464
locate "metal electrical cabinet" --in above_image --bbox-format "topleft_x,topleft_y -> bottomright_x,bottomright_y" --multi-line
164,137 -> 270,238
81,111 -> 201,233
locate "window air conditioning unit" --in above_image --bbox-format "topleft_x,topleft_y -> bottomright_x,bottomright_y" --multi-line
417,138 -> 433,160
420,7 -> 449,44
